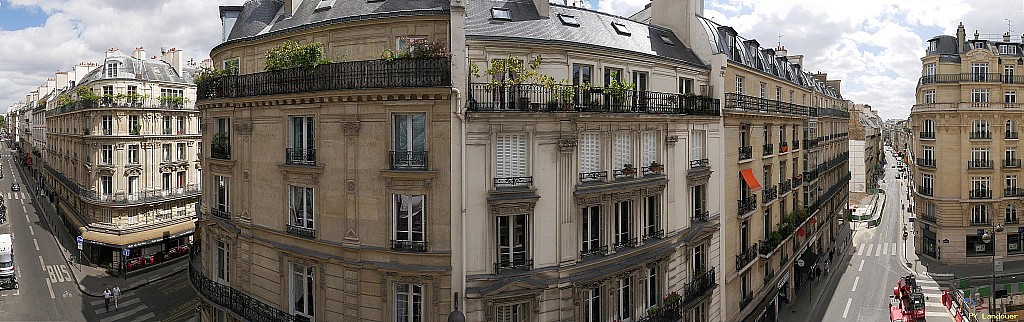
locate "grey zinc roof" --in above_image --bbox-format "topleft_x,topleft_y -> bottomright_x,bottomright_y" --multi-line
466,0 -> 707,68
77,51 -> 194,87
223,0 -> 449,46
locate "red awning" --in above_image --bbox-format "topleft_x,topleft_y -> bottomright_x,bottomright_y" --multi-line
741,169 -> 762,190
797,227 -> 806,237
811,217 -> 817,225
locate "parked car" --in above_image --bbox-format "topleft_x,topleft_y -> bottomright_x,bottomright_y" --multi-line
10,183 -> 19,192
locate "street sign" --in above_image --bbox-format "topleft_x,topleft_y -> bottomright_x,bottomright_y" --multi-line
122,249 -> 129,257
996,259 -> 1004,272
903,232 -> 909,240
77,242 -> 82,250
76,236 -> 83,244
797,259 -> 805,267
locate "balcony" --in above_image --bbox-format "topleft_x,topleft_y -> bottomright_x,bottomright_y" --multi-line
918,73 -> 1024,85
920,213 -> 937,223
1008,132 -> 1020,139
970,131 -> 992,139
793,175 -> 803,186
390,240 -> 428,252
736,243 -> 758,270
578,171 -> 609,182
683,268 -> 717,302
692,211 -> 710,223
740,292 -> 754,309
47,97 -> 196,117
968,160 -> 994,169
188,251 -> 307,322
79,185 -> 201,206
285,148 -> 316,166
494,259 -> 533,273
970,220 -> 991,227
1006,187 -> 1024,197
198,57 -> 451,100
738,195 -> 757,217
210,208 -> 230,220
613,238 -> 638,249
918,186 -> 933,196
739,146 -> 753,161
1008,217 -> 1020,225
792,140 -> 800,150
780,180 -> 792,194
970,189 -> 992,199
286,224 -> 316,239
1005,159 -> 1022,168
917,158 -> 936,168
689,158 -> 709,169
643,229 -> 665,241
724,93 -> 810,117
762,143 -> 774,156
468,83 -> 721,115
211,144 -> 231,160
494,176 -> 533,189
580,245 -> 609,259
803,138 -> 819,149
762,185 -> 778,204
389,150 -> 428,170
764,268 -> 776,284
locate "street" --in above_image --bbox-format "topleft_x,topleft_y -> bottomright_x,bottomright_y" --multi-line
814,148 -> 952,321
0,147 -> 198,321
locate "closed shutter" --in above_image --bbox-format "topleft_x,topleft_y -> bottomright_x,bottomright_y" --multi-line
691,131 -> 704,160
580,133 -> 601,173
614,133 -> 631,169
641,132 -> 657,166
496,134 -> 527,178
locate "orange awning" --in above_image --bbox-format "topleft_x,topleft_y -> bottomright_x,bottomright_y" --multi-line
741,169 -> 762,190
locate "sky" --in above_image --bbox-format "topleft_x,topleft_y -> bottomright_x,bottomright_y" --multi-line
0,0 -> 1022,120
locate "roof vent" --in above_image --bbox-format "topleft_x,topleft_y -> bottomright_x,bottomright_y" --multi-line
611,22 -> 630,35
558,14 -> 579,27
491,8 -> 511,21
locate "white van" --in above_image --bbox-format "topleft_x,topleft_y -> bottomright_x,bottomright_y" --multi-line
0,234 -> 14,282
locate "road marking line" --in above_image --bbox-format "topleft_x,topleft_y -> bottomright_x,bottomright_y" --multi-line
28,226 -> 33,235
852,276 -> 860,292
876,243 -> 883,256
858,260 -> 865,271
38,255 -> 44,270
882,244 -> 888,255
866,244 -> 874,256
892,242 -> 897,254
44,277 -> 55,299
32,239 -> 38,250
99,304 -> 148,322
843,298 -> 852,318
856,245 -> 864,256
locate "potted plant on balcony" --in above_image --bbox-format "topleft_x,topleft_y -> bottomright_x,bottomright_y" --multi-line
76,87 -> 100,108
649,160 -> 663,173
663,292 -> 681,306
621,163 -> 636,176
483,55 -> 549,111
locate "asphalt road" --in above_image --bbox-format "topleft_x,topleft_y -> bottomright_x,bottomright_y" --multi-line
817,149 -> 953,321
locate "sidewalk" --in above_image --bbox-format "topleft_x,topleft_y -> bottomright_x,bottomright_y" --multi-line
778,221 -> 856,322
12,159 -> 188,298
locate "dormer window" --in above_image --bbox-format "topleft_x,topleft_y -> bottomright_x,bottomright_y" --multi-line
491,8 -> 511,21
659,35 -> 674,46
105,62 -> 118,78
1002,45 -> 1017,55
611,22 -> 630,35
558,14 -> 579,27
315,0 -> 334,10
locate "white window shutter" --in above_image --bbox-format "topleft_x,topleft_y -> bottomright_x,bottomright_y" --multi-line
691,131 -> 704,160
513,135 -> 526,177
614,133 -> 631,168
642,132 -> 656,166
580,133 -> 600,173
496,135 -> 510,178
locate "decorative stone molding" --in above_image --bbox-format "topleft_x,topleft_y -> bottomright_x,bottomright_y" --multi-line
575,194 -> 607,207
242,170 -> 250,181
281,168 -> 322,186
346,179 -> 356,194
124,166 -> 142,177
159,164 -> 178,173
381,272 -> 441,308
342,122 -> 361,136
666,135 -> 679,146
489,201 -> 537,216
557,138 -> 578,152
380,170 -> 437,190
234,121 -> 252,135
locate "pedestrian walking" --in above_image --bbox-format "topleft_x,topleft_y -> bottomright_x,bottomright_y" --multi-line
103,287 -> 111,312
825,261 -> 830,276
112,285 -> 121,310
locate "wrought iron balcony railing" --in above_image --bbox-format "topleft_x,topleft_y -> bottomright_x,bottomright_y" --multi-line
1006,187 -> 1024,197
762,185 -> 778,204
968,159 -> 994,169
792,140 -> 800,150
780,180 -> 792,194
918,73 -> 1024,85
286,224 -> 316,239
390,240 -> 428,252
793,175 -> 803,186
740,292 -> 754,309
917,158 -> 936,168
736,243 -> 758,270
1008,217 -> 1020,225
210,208 -> 230,220
971,131 -> 992,139
389,150 -> 428,170
468,83 -> 721,115
494,176 -> 533,188
738,195 -> 757,216
918,186 -> 933,196
211,144 -> 231,160
763,143 -> 774,156
970,189 -> 992,199
613,238 -> 638,249
494,259 -> 533,273
189,250 -> 308,322
919,213 -> 937,223
683,267 -> 717,301
970,220 -> 991,226
1006,159 -> 1022,168
580,245 -> 609,258
1008,132 -> 1020,139
198,57 -> 451,100
78,185 -> 200,206
643,229 -> 665,241
739,146 -> 753,160
579,171 -> 608,182
689,158 -> 709,169
47,97 -> 196,117
724,93 -> 810,117
692,210 -> 710,223
285,148 -> 316,165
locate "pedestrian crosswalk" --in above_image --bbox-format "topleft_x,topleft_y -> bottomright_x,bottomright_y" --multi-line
914,278 -> 954,319
88,290 -> 156,322
4,192 -> 30,200
855,242 -> 901,257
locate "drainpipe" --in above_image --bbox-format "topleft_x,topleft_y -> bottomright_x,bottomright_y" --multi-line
452,87 -> 467,314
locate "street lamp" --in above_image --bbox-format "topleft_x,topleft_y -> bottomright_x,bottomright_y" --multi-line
982,224 -> 1005,315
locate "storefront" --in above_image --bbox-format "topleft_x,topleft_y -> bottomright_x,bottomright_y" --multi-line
923,229 -> 937,258
753,271 -> 790,322
794,250 -> 819,291
77,219 -> 195,271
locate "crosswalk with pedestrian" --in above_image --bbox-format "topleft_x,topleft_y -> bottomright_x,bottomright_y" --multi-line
88,290 -> 155,322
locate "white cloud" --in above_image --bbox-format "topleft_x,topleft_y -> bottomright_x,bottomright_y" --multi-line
596,0 -> 648,17
0,0 -> 245,113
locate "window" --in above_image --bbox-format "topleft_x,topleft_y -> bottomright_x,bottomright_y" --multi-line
558,14 -> 579,26
922,174 -> 933,192
923,90 -> 935,104
214,117 -> 231,158
290,263 -> 315,318
223,58 -> 239,75
775,86 -> 782,101
779,125 -> 786,144
163,116 -> 173,134
177,117 -> 186,135
759,82 -> 767,98
740,124 -> 750,147
972,176 -> 991,198
1009,148 -> 1018,162
972,63 -> 989,81
611,22 -> 630,35
1002,45 -> 1017,55
582,287 -> 601,322
290,116 -> 315,164
177,143 -> 186,161
763,125 -> 771,147
972,89 -> 990,103
496,214 -> 529,269
129,115 -> 140,135
491,8 -> 511,20
1010,233 -> 1023,253
160,88 -> 184,108
127,145 -> 139,164
101,115 -> 112,135
613,133 -> 631,171
972,148 -> 990,161
314,0 -> 333,10
214,175 -> 229,212
177,171 -> 186,189
923,120 -> 935,134
100,176 -> 112,196
392,114 -> 426,168
617,277 -> 632,320
127,176 -> 138,198
644,266 -> 659,309
924,146 -> 934,160
106,62 -> 118,78
924,63 -> 936,77
735,76 -> 745,94
100,144 -> 112,165
215,241 -> 230,284
579,133 -> 601,175
614,200 -> 633,247
496,303 -> 528,322
393,195 -> 424,243
679,77 -> 694,94
573,64 -> 593,86
395,283 -> 424,321
967,235 -> 993,256
763,209 -> 771,244
1010,205 -> 1020,224
102,86 -> 114,105
291,186 -> 315,230
693,243 -> 705,273
641,132 -> 656,168
690,131 -> 705,161
974,120 -> 990,133
581,205 -> 602,255
163,173 -> 172,192
644,195 -> 660,238
162,144 -> 172,162
496,134 -> 527,182
1006,65 -> 1016,83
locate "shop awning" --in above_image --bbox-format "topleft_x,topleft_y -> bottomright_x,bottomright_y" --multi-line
741,169 -> 762,190
796,251 -> 819,272
82,220 -> 195,249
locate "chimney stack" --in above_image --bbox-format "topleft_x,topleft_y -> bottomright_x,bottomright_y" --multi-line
132,47 -> 147,60
812,72 -> 827,83
826,80 -> 842,95
956,22 -> 966,53
533,0 -> 549,17
105,47 -> 119,58
650,0 -> 702,52
786,55 -> 804,69
1005,32 -> 1012,42
284,0 -> 302,16
161,48 -> 185,74
219,6 -> 244,42
775,45 -> 787,57
55,71 -> 69,90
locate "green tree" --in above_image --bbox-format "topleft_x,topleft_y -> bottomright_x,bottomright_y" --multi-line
264,41 -> 332,71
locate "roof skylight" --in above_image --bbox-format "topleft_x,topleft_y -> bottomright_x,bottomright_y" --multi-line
491,8 -> 511,21
558,14 -> 579,27
659,34 -> 674,46
611,22 -> 630,35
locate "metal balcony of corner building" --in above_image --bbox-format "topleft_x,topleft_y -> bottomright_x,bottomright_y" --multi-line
918,73 -> 1024,85
466,83 -> 721,116
196,57 -> 452,101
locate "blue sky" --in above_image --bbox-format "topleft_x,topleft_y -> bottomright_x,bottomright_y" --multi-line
0,1 -> 47,30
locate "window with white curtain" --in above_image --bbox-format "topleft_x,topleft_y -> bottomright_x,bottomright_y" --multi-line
613,133 -> 632,169
972,205 -> 989,224
496,134 -> 527,180
496,303 -> 528,322
395,283 -> 423,322
289,186 -> 315,230
579,133 -> 601,174
641,132 -> 656,167
691,131 -> 705,161
290,263 -> 315,318
215,241 -> 230,284
393,195 -> 425,243
617,277 -> 632,320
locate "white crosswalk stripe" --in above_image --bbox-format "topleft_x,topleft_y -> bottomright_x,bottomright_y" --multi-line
882,244 -> 889,255
89,291 -> 153,321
